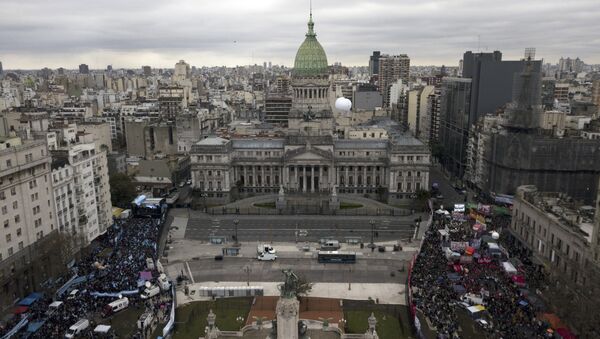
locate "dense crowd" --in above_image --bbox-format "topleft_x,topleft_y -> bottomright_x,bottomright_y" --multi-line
0,216 -> 171,338
410,212 -> 555,339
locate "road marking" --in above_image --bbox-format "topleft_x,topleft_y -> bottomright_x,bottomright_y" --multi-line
185,261 -> 195,284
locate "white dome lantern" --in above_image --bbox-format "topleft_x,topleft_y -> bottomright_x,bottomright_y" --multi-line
335,97 -> 352,113
491,231 -> 500,240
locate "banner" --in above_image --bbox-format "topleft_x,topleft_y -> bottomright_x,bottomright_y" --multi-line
450,241 -> 469,251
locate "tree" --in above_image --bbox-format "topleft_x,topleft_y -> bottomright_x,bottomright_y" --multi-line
109,173 -> 137,208
412,189 -> 431,211
294,274 -> 313,297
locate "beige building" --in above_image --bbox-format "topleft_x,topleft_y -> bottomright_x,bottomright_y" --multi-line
77,121 -> 113,152
0,137 -> 61,310
0,137 -> 57,261
510,185 -> 600,296
407,86 -> 435,139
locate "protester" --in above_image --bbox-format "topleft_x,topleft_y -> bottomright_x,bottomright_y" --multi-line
410,211 -> 554,338
0,216 -> 172,338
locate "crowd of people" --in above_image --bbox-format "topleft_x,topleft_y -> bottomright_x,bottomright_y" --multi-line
410,210 -> 557,339
0,215 -> 171,338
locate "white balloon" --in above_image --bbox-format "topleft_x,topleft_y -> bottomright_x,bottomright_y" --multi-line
335,97 -> 352,112
491,231 -> 500,240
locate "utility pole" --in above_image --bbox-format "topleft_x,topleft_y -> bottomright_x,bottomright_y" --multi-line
244,266 -> 251,286
233,219 -> 240,247
369,219 -> 376,249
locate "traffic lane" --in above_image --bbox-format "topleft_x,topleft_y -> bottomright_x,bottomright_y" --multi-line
188,214 -> 421,222
184,227 -> 414,242
429,165 -> 464,206
186,257 -> 408,284
186,218 -> 416,228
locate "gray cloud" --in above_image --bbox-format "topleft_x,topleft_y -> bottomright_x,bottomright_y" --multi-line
1,0 -> 599,69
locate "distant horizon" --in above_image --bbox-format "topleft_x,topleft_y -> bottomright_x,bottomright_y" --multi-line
2,0 -> 599,69
5,57 -> 595,72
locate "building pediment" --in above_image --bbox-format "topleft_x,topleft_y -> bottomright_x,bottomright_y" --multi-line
285,147 -> 332,162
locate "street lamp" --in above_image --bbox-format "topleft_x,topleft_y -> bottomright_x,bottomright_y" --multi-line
233,219 -> 240,247
368,219 -> 376,249
201,193 -> 208,212
244,265 -> 251,286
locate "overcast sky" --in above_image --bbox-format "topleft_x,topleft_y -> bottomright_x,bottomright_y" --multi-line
1,0 -> 599,70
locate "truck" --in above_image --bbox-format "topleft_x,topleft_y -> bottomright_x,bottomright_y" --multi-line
102,297 -> 129,317
257,252 -> 277,261
65,319 -> 90,338
158,273 -> 171,291
141,285 -> 160,299
257,244 -> 276,255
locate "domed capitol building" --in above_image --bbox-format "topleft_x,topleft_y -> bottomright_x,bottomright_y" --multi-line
190,12 -> 430,206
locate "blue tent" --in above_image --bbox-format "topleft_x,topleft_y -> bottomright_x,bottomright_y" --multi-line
26,320 -> 45,333
18,292 -> 43,306
452,285 -> 467,294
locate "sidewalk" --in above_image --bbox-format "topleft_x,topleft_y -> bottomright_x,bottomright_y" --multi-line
177,281 -> 407,306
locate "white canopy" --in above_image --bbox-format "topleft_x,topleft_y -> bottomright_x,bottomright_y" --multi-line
502,261 -> 517,274
94,325 -> 112,333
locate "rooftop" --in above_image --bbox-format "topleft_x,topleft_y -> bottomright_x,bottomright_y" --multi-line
519,185 -> 596,243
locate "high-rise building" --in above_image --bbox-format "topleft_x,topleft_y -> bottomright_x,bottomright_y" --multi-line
591,79 -> 600,111
440,51 -> 541,178
0,137 -> 61,311
462,51 -> 541,117
0,61 -> 3,75
51,142 -> 112,244
439,77 -> 472,177
173,60 -> 190,82
407,86 -> 435,141
79,64 -> 89,74
142,65 -> 152,76
558,57 -> 584,73
368,51 -> 381,76
378,54 -> 410,107
465,63 -> 600,202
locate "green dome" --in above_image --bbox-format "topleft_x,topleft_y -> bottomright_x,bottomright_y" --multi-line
293,14 -> 328,76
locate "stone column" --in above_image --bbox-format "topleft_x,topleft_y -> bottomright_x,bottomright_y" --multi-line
294,166 -> 298,191
261,166 -> 265,187
303,166 -> 307,192
243,166 -> 247,186
252,166 -> 256,187
311,166 -> 315,192
319,166 -> 323,191
363,166 -> 367,187
354,166 -> 358,188
276,297 -> 300,339
336,167 -> 340,185
345,167 -> 349,187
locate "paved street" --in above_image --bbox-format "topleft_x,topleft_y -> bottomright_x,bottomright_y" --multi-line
429,164 -> 466,207
184,213 -> 421,243
182,257 -> 408,284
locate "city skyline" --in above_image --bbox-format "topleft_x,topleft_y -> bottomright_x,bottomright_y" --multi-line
1,0 -> 600,69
